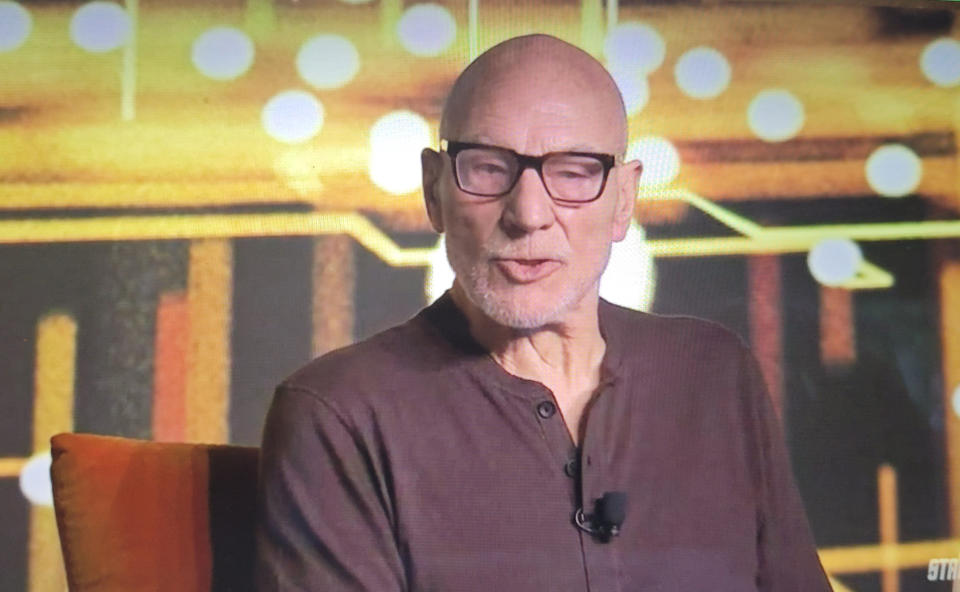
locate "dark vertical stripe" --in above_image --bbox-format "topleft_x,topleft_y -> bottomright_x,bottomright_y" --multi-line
650,255 -> 749,342
207,445 -> 259,592
74,241 -> 187,438
0,481 -> 27,592
231,237 -> 312,447
353,233 -> 433,341
854,240 -> 947,543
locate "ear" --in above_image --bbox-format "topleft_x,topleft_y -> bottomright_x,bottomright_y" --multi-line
611,159 -> 641,241
421,148 -> 445,233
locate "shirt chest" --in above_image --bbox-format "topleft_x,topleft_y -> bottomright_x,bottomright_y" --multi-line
370,377 -> 759,591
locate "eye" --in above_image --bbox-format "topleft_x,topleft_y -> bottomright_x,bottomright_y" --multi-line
547,157 -> 603,179
474,161 -> 509,175
554,167 -> 591,179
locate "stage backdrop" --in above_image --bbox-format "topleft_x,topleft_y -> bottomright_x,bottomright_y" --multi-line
1,0 -> 959,590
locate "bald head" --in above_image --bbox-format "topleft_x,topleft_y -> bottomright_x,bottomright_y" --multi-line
439,34 -> 628,156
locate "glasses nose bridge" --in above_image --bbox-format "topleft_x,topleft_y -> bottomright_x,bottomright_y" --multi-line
502,153 -> 556,231
512,153 -> 549,193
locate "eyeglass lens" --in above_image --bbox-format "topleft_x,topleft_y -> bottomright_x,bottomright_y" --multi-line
455,148 -> 606,201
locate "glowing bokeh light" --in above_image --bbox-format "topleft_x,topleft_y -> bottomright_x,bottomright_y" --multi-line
604,22 -> 665,74
0,1 -> 32,52
261,90 -> 325,144
609,67 -> 650,117
70,1 -> 131,53
674,46 -> 731,99
369,110 -> 432,195
397,4 -> 456,57
807,238 -> 863,287
952,384 -> 960,419
599,221 -> 656,312
865,143 -> 922,198
920,37 -> 960,88
297,34 -> 360,90
426,222 -> 655,312
425,235 -> 454,302
19,452 -> 53,507
626,136 -> 681,187
191,27 -> 255,81
747,89 -> 805,142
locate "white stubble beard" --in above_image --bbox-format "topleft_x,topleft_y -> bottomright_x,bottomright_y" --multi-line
445,237 -> 611,330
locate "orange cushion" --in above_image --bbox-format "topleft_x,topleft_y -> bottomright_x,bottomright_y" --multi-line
50,433 -> 259,592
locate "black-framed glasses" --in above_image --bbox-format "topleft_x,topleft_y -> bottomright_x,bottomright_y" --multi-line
441,140 -> 616,205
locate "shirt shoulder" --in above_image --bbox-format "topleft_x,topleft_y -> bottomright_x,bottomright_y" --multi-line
277,307 -> 460,413
599,299 -> 749,366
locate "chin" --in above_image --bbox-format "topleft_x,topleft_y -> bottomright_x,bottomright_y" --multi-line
475,293 -> 565,329
461,276 -> 583,330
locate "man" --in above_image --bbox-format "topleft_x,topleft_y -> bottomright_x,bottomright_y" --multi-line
256,34 -> 833,591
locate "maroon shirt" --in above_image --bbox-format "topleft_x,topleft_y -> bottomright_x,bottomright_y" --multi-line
256,292 -> 833,591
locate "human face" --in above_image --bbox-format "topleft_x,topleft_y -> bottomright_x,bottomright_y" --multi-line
422,78 -> 641,329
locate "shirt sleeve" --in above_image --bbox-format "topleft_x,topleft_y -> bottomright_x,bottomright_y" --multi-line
740,346 -> 834,592
255,384 -> 406,592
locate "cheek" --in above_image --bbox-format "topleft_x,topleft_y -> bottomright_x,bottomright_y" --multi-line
443,201 -> 501,250
561,211 -> 618,272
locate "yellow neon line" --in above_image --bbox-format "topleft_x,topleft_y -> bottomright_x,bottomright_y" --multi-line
841,259 -> 895,290
941,263 -> 960,536
29,507 -> 65,591
121,0 -> 138,121
766,220 -> 960,243
185,240 -> 231,444
877,464 -> 899,590
649,186 -> 960,245
0,210 -> 958,269
671,188 -> 766,238
30,313 -> 75,592
343,214 -> 434,267
0,212 -> 435,267
33,314 -> 76,452
819,538 -> 960,574
640,187 -> 954,291
0,457 -> 27,478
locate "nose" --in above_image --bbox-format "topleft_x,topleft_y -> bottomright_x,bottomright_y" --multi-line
500,167 -> 555,235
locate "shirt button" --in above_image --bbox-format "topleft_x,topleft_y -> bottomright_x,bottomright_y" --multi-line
564,457 -> 579,478
536,400 -> 556,419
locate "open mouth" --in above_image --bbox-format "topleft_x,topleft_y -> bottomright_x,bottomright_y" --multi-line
493,258 -> 562,283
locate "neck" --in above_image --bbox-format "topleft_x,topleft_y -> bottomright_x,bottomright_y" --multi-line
450,281 -> 606,394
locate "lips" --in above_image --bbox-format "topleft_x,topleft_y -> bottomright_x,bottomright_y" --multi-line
493,258 -> 562,283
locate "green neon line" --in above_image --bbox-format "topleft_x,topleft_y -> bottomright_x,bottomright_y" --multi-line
468,0 -> 479,62
607,0 -> 618,30
646,187 -> 960,245
675,188 -> 766,237
121,0 -> 138,121
640,187 -> 765,237
759,220 -> 960,242
842,260 -> 895,289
